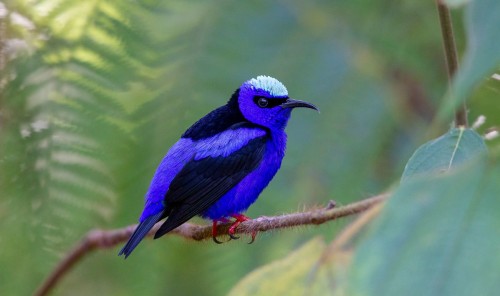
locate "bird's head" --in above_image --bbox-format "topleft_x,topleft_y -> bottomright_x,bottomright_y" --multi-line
235,75 -> 318,130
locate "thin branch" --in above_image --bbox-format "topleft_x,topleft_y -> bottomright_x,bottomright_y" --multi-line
436,0 -> 468,127
34,193 -> 388,296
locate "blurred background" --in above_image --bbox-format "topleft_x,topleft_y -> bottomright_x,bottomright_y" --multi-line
1,0 -> 498,295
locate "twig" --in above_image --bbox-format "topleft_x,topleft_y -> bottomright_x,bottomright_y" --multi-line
436,0 -> 468,127
34,193 -> 388,296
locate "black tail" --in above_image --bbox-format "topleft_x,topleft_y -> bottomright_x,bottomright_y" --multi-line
119,212 -> 163,258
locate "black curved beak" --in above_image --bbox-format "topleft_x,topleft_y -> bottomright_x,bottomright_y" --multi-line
280,98 -> 319,112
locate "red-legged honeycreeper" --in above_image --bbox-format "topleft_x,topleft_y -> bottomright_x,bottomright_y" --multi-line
119,75 -> 318,258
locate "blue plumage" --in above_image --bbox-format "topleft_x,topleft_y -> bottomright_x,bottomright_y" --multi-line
119,75 -> 318,258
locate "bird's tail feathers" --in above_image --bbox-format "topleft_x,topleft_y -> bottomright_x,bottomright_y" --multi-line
118,212 -> 163,258
154,209 -> 192,239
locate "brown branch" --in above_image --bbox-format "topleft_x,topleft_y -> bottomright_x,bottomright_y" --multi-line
436,0 -> 468,127
34,193 -> 388,296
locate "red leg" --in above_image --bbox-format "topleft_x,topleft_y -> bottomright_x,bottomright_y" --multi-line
229,214 -> 257,244
212,220 -> 224,244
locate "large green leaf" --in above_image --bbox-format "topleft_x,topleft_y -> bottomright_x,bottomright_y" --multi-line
401,127 -> 487,181
347,158 -> 500,296
438,0 -> 500,121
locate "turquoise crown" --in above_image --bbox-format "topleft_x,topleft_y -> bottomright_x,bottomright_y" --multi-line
248,75 -> 288,97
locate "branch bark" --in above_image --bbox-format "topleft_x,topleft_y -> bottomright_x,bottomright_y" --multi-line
34,193 -> 388,296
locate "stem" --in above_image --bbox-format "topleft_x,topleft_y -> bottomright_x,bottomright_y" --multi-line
34,193 -> 388,296
436,0 -> 468,127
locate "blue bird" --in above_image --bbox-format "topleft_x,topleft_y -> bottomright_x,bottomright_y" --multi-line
119,75 -> 318,258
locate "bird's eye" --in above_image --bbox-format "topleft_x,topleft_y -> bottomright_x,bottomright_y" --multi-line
257,97 -> 268,108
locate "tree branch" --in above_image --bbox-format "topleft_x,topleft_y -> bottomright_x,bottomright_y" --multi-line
34,193 -> 388,296
436,0 -> 468,127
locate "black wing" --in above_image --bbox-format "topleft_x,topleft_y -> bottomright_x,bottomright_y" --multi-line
154,135 -> 268,238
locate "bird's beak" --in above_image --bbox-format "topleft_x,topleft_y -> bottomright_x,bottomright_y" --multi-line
280,98 -> 319,112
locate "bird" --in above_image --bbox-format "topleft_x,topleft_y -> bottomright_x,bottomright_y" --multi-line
119,75 -> 318,258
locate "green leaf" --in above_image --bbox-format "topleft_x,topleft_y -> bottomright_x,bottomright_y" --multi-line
348,158 -> 500,296
229,238 -> 327,296
401,128 -> 487,182
438,0 -> 500,121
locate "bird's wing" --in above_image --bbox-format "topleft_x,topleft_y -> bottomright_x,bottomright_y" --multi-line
154,133 -> 268,238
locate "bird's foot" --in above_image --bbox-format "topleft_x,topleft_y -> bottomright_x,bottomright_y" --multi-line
212,219 -> 231,244
229,214 -> 257,244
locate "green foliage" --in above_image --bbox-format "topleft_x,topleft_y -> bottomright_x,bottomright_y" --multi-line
401,128 -> 487,182
0,0 -> 499,295
349,157 -> 500,296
